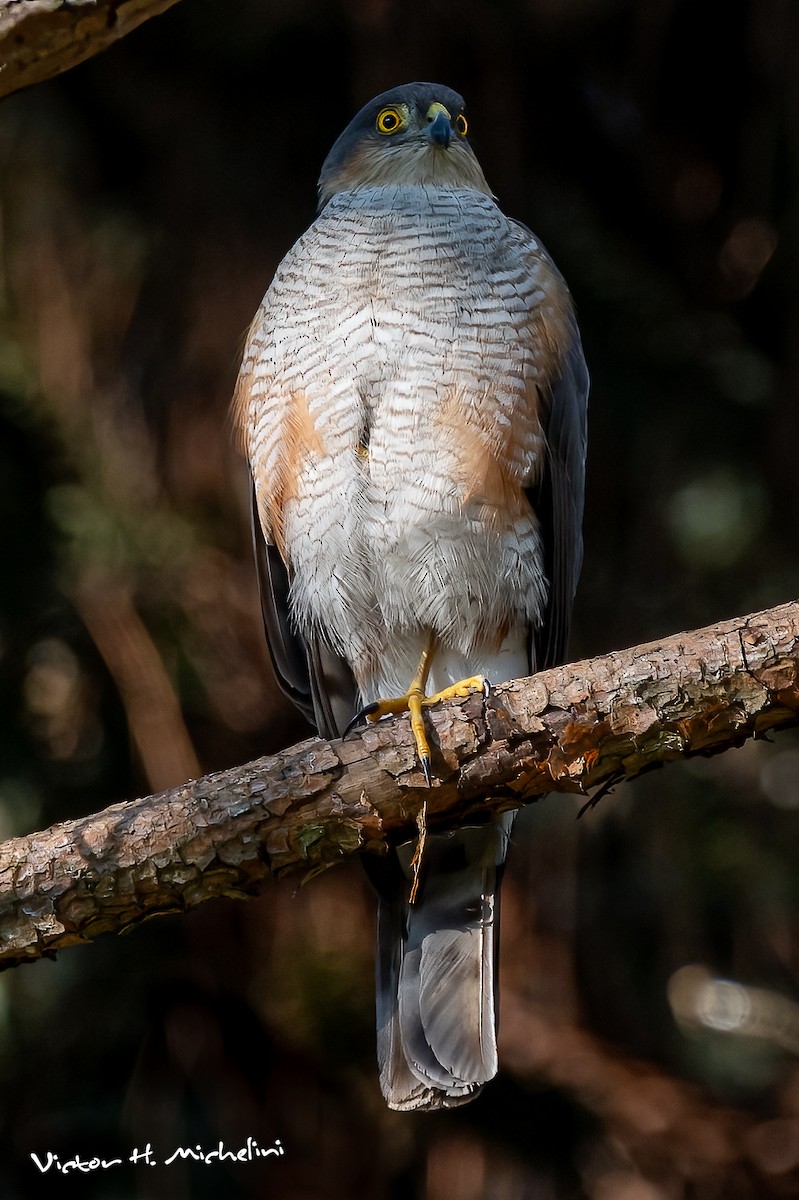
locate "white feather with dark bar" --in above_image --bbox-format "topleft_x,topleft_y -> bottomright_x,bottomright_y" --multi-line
241,184 -> 567,700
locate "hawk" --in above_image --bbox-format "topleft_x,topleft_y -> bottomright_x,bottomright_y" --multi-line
234,82 -> 588,1110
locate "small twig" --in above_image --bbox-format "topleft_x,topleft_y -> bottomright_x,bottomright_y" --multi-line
409,800 -> 428,905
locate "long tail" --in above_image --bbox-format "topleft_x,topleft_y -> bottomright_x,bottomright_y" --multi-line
371,813 -> 514,1111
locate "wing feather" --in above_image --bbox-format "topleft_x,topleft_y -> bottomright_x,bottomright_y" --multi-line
249,484 -> 357,738
530,327 -> 589,670
507,218 -> 588,670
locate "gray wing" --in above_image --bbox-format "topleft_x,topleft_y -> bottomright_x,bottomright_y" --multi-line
250,484 -> 357,738
506,216 -> 588,672
529,323 -> 589,671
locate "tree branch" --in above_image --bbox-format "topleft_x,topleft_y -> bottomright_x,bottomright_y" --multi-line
0,0 -> 181,100
1,600 -> 797,969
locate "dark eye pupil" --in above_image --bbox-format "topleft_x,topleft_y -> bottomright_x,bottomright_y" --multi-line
384,113 -> 396,128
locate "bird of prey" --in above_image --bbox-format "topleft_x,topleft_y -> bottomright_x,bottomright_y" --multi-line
234,82 -> 588,1110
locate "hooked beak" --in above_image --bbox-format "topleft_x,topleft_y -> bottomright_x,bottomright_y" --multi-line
425,103 -> 453,148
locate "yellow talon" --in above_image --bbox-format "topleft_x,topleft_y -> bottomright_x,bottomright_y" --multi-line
421,674 -> 486,707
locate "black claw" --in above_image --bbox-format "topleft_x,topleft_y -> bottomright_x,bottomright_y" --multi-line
420,756 -> 432,788
482,678 -> 491,696
343,703 -> 380,738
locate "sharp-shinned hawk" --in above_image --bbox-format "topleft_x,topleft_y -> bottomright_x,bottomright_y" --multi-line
234,82 -> 588,1110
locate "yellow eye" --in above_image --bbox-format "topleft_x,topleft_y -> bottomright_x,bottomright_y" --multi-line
376,107 -> 404,135
455,113 -> 468,137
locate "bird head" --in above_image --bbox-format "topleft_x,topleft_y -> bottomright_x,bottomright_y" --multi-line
317,82 -> 492,209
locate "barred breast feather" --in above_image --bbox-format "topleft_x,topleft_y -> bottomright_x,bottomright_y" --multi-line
237,183 -> 573,701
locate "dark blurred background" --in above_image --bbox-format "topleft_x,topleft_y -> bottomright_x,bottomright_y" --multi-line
2,0 -> 799,1196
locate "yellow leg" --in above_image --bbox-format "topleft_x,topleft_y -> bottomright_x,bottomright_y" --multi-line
358,634 -> 487,785
364,633 -> 437,782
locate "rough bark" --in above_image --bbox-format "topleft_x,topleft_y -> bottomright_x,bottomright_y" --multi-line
0,600 -> 797,969
0,0 -> 180,99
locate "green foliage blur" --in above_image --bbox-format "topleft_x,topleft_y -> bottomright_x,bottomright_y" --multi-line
1,1 -> 799,1196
